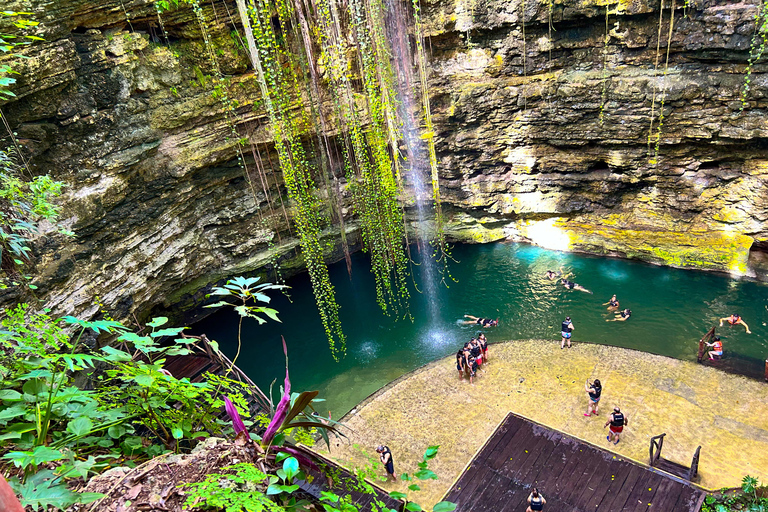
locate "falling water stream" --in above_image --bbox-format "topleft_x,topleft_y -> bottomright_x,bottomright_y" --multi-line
194,242 -> 768,417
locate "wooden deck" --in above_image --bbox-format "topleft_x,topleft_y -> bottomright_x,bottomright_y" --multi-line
443,413 -> 706,512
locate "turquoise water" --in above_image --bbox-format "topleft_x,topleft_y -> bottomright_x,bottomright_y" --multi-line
194,243 -> 768,417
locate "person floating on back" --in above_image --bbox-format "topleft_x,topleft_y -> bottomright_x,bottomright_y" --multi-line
606,309 -> 631,322
462,315 -> 499,327
602,294 -> 619,310
526,488 -> 546,512
561,278 -> 592,294
719,314 -> 751,334
706,336 -> 724,360
584,379 -> 602,417
605,406 -> 627,445
376,445 -> 397,483
561,316 -> 574,349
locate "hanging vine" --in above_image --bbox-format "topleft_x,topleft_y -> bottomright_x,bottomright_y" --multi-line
156,0 -> 452,352
648,0 -> 676,166
412,0 -> 452,286
599,4 -> 610,126
740,0 -> 768,111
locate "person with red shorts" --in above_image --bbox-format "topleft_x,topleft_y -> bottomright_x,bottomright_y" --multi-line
605,406 -> 627,445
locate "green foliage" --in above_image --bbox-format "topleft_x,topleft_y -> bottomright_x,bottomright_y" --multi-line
0,147 -> 67,289
8,468 -> 103,510
701,476 -> 768,512
740,0 -> 768,111
181,463 -> 285,512
0,10 -> 42,100
206,276 -> 286,324
0,302 -> 274,510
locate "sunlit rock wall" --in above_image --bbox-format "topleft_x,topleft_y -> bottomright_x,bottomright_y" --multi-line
1,0 -> 766,323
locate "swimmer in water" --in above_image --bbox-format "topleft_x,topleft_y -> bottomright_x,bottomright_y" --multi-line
561,278 -> 593,294
462,315 -> 499,327
719,314 -> 751,334
602,294 -> 619,310
606,308 -> 631,321
545,267 -> 569,280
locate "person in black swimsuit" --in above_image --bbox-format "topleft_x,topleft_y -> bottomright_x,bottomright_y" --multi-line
478,333 -> 489,362
456,349 -> 466,379
376,445 -> 397,482
462,315 -> 499,327
561,279 -> 592,294
561,316 -> 574,349
607,309 -> 631,322
584,379 -> 602,417
526,488 -> 546,512
602,294 -> 619,310
466,354 -> 479,384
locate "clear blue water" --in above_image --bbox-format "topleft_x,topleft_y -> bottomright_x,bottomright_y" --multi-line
194,242 -> 768,417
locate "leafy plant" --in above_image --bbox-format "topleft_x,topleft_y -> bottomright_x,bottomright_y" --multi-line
182,462 -> 286,512
701,475 -> 768,512
0,147 -> 67,289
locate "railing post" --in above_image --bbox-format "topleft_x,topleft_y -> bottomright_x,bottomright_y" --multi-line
697,339 -> 705,363
764,359 -> 768,382
0,474 -> 24,512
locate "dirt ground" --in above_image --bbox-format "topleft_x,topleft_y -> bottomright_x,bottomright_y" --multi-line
314,340 -> 768,510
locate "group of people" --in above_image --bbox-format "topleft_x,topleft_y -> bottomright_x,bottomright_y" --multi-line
602,294 -> 631,322
455,333 -> 489,383
584,379 -> 629,445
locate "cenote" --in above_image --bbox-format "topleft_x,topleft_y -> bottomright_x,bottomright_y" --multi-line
195,242 -> 768,417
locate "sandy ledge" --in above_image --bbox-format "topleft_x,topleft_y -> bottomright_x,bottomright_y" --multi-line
314,340 -> 768,509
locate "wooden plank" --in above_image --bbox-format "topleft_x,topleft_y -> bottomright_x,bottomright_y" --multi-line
601,465 -> 646,512
489,421 -> 537,470
555,449 -> 601,505
507,430 -> 562,485
585,452 -> 635,511
516,435 -> 563,488
499,428 -> 555,482
641,477 -> 683,512
532,436 -> 582,495
621,471 -> 665,512
571,451 -> 617,510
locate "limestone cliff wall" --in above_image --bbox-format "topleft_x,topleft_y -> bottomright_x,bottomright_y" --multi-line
1,0 -> 766,323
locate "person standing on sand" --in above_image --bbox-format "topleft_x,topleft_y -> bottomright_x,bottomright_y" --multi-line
584,379 -> 602,417
376,445 -> 397,483
561,316 -> 574,349
605,407 -> 627,445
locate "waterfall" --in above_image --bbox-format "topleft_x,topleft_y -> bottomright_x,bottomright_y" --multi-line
384,0 -> 441,321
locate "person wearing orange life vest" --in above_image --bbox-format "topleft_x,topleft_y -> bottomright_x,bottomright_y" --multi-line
719,314 -> 751,334
706,336 -> 724,360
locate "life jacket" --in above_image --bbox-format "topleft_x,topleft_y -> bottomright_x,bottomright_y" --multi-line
589,385 -> 602,400
729,315 -> 740,324
713,341 -> 723,351
530,496 -> 544,511
610,412 -> 625,427
562,320 -> 572,333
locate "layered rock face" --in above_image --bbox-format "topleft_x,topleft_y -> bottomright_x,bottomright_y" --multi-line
1,0 -> 766,323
